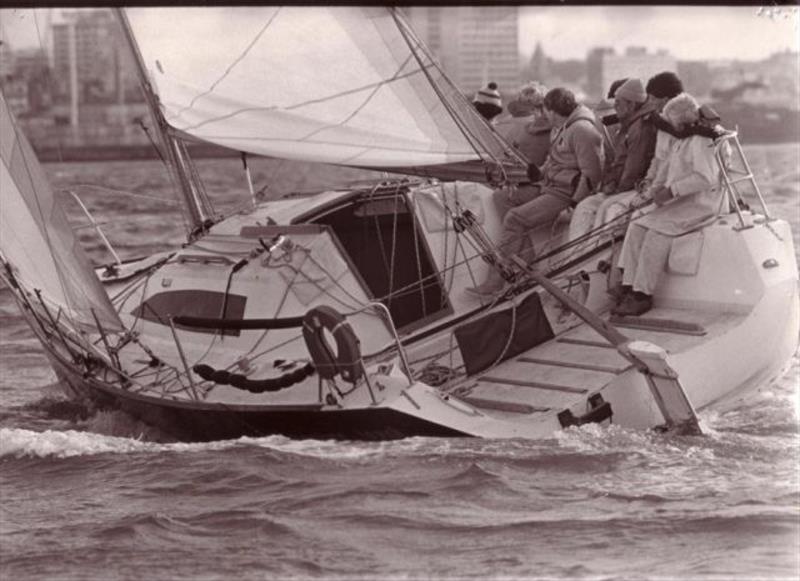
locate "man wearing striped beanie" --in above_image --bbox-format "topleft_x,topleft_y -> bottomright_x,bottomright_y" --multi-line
473,81 -> 503,123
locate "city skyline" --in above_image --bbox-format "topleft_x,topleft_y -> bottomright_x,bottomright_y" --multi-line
1,6 -> 799,64
518,5 -> 799,61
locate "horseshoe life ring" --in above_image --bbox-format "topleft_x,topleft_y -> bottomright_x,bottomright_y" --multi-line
302,305 -> 363,383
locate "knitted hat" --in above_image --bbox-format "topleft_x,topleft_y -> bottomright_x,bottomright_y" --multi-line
473,82 -> 502,109
646,71 -> 684,99
613,78 -> 647,103
607,78 -> 629,99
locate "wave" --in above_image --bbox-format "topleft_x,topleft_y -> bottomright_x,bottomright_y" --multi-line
0,427 -> 275,459
0,426 -> 435,461
92,509 -> 295,542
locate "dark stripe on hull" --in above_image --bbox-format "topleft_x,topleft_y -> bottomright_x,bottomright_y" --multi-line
46,350 -> 468,442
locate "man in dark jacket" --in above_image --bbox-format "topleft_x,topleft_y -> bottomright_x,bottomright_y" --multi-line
467,87 -> 604,296
568,77 -> 658,240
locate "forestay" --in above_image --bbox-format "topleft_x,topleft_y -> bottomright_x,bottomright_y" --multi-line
0,93 -> 124,332
125,7 -> 524,176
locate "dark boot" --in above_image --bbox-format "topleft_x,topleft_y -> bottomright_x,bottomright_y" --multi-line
607,283 -> 632,305
611,291 -> 652,316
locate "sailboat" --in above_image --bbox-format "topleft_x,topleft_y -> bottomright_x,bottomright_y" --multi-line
1,7 -> 797,441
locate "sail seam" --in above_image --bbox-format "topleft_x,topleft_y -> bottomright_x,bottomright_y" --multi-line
167,66 -> 430,133
156,134 -> 477,157
296,54 -> 418,143
173,7 -> 283,120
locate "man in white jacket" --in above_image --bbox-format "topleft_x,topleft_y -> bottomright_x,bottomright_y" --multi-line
613,92 -> 724,316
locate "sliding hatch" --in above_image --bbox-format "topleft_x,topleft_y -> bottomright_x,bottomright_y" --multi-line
305,188 -> 452,332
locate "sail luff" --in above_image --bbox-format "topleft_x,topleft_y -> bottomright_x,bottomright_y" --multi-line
0,91 -> 124,332
389,7 -> 529,171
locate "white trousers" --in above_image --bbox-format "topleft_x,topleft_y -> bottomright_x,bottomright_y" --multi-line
617,222 -> 672,295
568,192 -> 632,241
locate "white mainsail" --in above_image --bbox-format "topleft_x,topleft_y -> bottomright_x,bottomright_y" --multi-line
125,6 -> 524,175
0,92 -> 124,332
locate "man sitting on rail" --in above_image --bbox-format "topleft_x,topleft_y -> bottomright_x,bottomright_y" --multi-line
612,92 -> 724,316
467,87 -> 604,297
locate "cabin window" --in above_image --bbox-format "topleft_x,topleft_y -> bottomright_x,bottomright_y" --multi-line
310,192 -> 451,331
131,290 -> 247,336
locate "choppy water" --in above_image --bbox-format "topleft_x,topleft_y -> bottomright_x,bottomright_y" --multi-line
1,147 -> 798,580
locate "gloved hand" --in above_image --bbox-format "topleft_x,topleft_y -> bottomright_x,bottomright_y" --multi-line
652,185 -> 674,205
526,163 -> 541,183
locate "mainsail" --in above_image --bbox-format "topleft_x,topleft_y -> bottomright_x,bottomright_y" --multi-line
124,7 -> 526,179
0,92 -> 124,332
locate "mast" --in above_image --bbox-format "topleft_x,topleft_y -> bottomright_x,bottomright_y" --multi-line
113,8 -> 213,236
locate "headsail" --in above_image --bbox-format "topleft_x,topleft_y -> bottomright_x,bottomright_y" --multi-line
124,7 -> 526,180
0,92 -> 124,332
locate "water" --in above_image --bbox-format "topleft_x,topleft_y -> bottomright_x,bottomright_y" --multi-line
1,147 -> 798,580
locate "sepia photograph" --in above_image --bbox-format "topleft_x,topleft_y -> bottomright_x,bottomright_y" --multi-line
1,4 -> 798,580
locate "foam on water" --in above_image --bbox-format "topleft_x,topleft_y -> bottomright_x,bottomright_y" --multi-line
0,427 -> 298,459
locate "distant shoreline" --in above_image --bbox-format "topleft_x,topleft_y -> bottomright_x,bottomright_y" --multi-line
34,139 -> 800,164
33,143 -> 239,163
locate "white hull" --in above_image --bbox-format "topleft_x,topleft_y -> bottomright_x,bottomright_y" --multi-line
2,9 -> 794,442
384,219 -> 799,438
18,180 -> 791,441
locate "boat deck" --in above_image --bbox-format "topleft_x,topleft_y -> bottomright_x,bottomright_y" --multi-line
451,306 -> 747,419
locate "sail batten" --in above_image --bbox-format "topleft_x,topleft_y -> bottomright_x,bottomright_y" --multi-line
125,7 -> 524,177
0,93 -> 124,332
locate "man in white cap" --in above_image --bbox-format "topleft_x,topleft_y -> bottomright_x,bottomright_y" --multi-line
568,77 -> 658,241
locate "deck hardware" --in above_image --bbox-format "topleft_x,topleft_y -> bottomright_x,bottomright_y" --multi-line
609,316 -> 706,336
178,254 -> 235,266
479,376 -> 588,394
762,258 -> 779,269
557,394 -> 612,428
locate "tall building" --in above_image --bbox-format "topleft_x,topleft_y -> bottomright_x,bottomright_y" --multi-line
13,48 -> 52,113
406,6 -> 520,96
586,46 -> 677,99
52,9 -> 138,105
524,42 -> 549,82
0,40 -> 14,79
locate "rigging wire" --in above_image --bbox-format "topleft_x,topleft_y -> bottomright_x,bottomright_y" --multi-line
31,10 -> 64,165
390,8 -> 526,180
4,101 -> 89,333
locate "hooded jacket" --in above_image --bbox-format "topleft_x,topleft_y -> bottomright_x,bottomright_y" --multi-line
637,134 -> 724,236
540,104 -> 604,203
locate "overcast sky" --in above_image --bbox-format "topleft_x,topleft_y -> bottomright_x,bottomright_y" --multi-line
519,5 -> 800,61
1,6 -> 798,62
